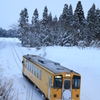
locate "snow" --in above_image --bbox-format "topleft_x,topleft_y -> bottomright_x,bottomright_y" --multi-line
0,38 -> 100,100
24,55 -> 73,74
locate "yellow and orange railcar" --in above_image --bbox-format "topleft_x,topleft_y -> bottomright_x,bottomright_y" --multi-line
22,54 -> 81,100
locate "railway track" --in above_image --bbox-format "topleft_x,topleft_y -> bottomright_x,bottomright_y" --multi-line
9,42 -> 22,72
10,42 -> 22,63
9,41 -> 44,100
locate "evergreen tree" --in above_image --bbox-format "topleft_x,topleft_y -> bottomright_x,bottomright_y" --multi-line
69,4 -> 74,25
59,4 -> 69,29
48,12 -> 52,26
87,4 -> 96,41
74,1 -> 85,24
73,1 -> 86,43
16,2 -> 100,48
59,4 -> 74,46
42,6 -> 48,25
18,8 -> 29,46
95,9 -> 100,40
31,8 -> 40,47
47,12 -> 53,46
59,4 -> 69,46
52,16 -> 60,45
40,6 -> 50,46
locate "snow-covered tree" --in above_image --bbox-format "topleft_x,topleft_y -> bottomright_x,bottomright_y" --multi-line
48,12 -> 52,26
52,16 -> 60,45
40,6 -> 50,46
73,1 -> 86,43
0,28 -> 7,37
59,4 -> 75,46
68,4 -> 74,25
31,8 -> 40,47
18,8 -> 29,46
95,9 -> 100,41
87,3 -> 96,41
74,1 -> 85,24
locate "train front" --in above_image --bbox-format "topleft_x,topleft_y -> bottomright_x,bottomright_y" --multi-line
50,73 -> 81,100
62,73 -> 81,100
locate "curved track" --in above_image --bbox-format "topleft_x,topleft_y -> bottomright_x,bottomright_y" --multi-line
9,42 -> 22,72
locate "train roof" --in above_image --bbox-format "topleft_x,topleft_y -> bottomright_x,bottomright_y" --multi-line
23,54 -> 77,74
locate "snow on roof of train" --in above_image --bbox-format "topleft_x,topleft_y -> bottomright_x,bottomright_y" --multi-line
23,54 -> 76,74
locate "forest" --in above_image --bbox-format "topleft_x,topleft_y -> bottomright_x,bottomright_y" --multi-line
1,1 -> 100,48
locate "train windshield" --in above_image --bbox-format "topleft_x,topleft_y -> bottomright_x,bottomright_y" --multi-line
72,75 -> 80,89
54,75 -> 62,88
64,80 -> 71,89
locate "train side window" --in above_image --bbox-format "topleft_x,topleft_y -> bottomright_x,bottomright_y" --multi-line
28,62 -> 30,71
38,68 -> 39,79
40,70 -> 42,80
30,63 -> 32,72
28,62 -> 30,70
29,62 -> 31,71
35,67 -> 37,77
27,61 -> 28,69
31,63 -> 32,73
33,64 -> 34,74
38,68 -> 41,79
26,60 -> 27,68
24,59 -> 26,65
31,63 -> 33,73
30,62 -> 31,71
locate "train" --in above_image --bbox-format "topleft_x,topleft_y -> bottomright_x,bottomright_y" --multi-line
22,54 -> 81,100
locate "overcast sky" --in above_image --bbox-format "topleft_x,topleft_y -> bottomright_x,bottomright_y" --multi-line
0,0 -> 99,30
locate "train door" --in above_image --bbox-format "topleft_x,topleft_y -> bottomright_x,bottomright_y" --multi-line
48,76 -> 52,99
62,79 -> 72,100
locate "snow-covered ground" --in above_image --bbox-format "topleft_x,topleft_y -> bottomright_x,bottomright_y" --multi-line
0,38 -> 100,100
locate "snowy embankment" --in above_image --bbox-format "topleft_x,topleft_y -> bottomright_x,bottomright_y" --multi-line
0,38 -> 100,100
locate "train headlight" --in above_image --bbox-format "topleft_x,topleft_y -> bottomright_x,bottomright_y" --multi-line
65,74 -> 70,77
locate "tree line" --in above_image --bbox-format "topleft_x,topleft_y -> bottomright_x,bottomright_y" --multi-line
0,28 -> 17,37
17,1 -> 100,48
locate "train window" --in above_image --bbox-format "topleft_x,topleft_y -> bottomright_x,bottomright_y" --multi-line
40,70 -> 42,80
35,67 -> 37,77
64,80 -> 70,89
72,75 -> 80,89
30,62 -> 32,72
30,63 -> 32,72
54,75 -> 62,88
24,59 -> 26,65
29,62 -> 31,71
26,60 -> 27,68
27,62 -> 29,70
30,62 -> 31,72
28,62 -> 30,70
38,68 -> 40,79
37,68 -> 42,80
29,62 -> 30,71
31,63 -> 32,72
33,65 -> 34,74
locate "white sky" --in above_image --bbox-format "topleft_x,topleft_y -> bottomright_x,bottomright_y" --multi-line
0,0 -> 99,30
